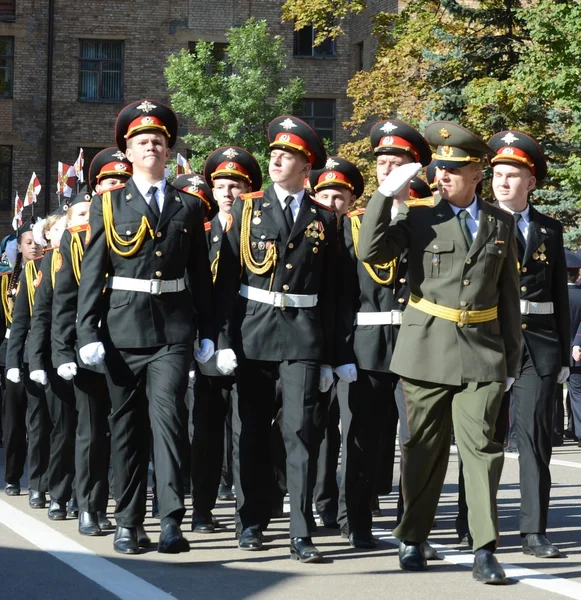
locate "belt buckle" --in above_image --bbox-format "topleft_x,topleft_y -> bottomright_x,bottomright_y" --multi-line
273,291 -> 286,310
150,279 -> 163,295
458,310 -> 469,328
521,301 -> 530,315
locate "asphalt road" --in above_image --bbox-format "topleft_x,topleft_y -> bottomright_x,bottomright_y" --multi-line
1,441 -> 580,600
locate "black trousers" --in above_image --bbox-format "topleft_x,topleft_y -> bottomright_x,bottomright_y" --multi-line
234,358 -> 322,538
221,393 -> 234,488
568,369 -> 581,438
74,367 -> 111,513
3,377 -> 29,486
338,370 -> 397,532
104,344 -> 190,528
190,373 -> 235,514
270,379 -> 287,510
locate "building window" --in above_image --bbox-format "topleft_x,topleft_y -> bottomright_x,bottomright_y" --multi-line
293,26 -> 335,58
79,40 -> 124,103
0,37 -> 13,98
188,41 -> 232,75
355,41 -> 364,71
0,0 -> 16,22
298,99 -> 336,146
0,146 -> 12,210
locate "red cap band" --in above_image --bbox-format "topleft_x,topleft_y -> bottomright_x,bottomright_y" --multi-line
491,147 -> 536,174
376,135 -> 420,162
270,133 -> 315,164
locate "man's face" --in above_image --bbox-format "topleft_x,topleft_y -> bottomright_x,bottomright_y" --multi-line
213,177 -> 250,214
95,176 -> 129,193
376,152 -> 413,184
492,163 -> 535,205
436,163 -> 482,202
269,149 -> 310,187
315,188 -> 354,217
125,132 -> 170,172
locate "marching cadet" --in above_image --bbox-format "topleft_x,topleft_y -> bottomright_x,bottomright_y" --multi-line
185,147 -> 262,534
76,100 -> 214,555
2,223 -> 42,499
567,251 -> 581,445
214,115 -> 336,562
357,122 -> 521,584
488,130 -> 570,558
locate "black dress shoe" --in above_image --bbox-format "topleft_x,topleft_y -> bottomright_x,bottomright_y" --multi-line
217,484 -> 235,501
522,533 -> 562,558
29,490 -> 46,509
158,523 -> 190,554
5,483 -> 20,496
151,496 -> 160,519
421,541 -> 438,560
78,512 -> 102,536
48,499 -> 67,520
67,497 -> 79,519
398,541 -> 427,571
114,526 -> 140,554
97,511 -> 114,530
472,551 -> 507,584
318,513 -> 340,529
238,527 -> 263,551
192,511 -> 215,533
136,524 -> 151,548
349,530 -> 377,549
290,537 -> 322,563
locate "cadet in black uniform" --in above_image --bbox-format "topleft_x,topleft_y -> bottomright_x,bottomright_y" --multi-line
215,116 -> 336,562
76,100 -> 214,555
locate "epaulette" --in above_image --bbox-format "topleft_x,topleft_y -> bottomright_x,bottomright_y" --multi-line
104,183 -> 126,192
405,198 -> 434,208
311,198 -> 334,212
68,223 -> 90,234
239,191 -> 264,201
204,221 -> 212,232
346,207 -> 365,219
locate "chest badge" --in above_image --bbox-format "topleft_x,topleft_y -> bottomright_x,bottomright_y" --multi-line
252,210 -> 262,225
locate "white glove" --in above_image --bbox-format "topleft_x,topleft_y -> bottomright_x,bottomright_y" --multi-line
505,377 -> 515,392
378,162 -> 423,197
189,369 -> 196,383
216,349 -> 238,375
573,346 -> 581,362
79,342 -> 106,366
57,362 -> 77,381
29,370 -> 48,386
194,339 -> 215,364
335,363 -> 357,384
319,365 -> 334,393
6,368 -> 20,383
557,367 -> 570,385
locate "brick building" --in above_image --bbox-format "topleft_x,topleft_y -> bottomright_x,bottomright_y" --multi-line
0,0 -> 395,236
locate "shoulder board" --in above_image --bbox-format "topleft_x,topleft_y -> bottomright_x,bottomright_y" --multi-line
311,199 -> 334,212
346,208 -> 365,219
68,224 -> 89,234
405,198 -> 434,208
103,183 -> 126,192
204,221 -> 212,232
239,191 -> 264,201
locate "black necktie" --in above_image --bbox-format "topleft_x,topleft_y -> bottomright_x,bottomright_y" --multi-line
283,195 -> 294,234
513,213 -> 527,249
149,186 -> 160,221
457,209 -> 473,250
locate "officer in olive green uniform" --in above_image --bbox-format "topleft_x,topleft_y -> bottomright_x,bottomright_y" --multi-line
357,122 -> 521,585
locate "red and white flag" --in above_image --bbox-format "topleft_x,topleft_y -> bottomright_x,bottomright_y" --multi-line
176,153 -> 192,175
57,162 -> 77,198
24,172 -> 41,208
11,192 -> 23,231
74,148 -> 85,182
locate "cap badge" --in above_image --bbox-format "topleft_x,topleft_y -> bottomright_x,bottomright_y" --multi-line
441,146 -> 454,157
383,136 -> 394,145
379,122 -> 397,134
280,134 -> 291,142
112,151 -> 126,160
325,158 -> 339,169
141,116 -> 153,125
501,147 -> 515,155
115,163 -> 126,171
438,128 -> 450,139
325,172 -> 336,181
223,148 -> 239,160
187,175 -> 204,190
280,118 -> 297,131
84,194 -> 91,201
226,162 -> 236,170
501,132 -> 519,145
136,101 -> 157,113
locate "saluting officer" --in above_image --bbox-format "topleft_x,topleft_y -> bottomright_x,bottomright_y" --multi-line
489,130 -> 570,558
76,100 -> 215,555
214,116 -> 336,562
357,122 -> 521,584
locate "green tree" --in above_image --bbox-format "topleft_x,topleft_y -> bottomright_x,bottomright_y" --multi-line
165,18 -> 304,175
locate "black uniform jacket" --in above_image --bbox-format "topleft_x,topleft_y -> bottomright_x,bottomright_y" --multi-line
76,178 -> 214,350
215,185 -> 337,364
0,270 -> 13,366
514,204 -> 570,375
336,208 -> 408,373
569,284 -> 581,368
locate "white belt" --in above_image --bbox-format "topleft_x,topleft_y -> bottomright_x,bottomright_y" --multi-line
240,284 -> 318,309
520,300 -> 554,315
4,329 -> 9,339
355,311 -> 403,326
107,275 -> 186,296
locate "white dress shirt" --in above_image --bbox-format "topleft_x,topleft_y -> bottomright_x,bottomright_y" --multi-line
273,183 -> 304,221
449,195 -> 480,241
218,212 -> 229,231
500,203 -> 530,241
132,175 -> 166,214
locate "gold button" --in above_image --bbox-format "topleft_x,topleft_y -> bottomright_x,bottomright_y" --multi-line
125,230 -> 131,235
313,247 -> 318,254
288,243 -> 294,249
399,278 -> 406,283
155,271 -> 162,277
283,284 -> 289,291
521,286 -> 527,292
465,258 -> 472,265
457,322 -> 464,328
286,263 -> 293,270
155,251 -> 162,257
522,323 -> 527,330
460,300 -> 467,307
402,258 -> 408,263
398,298 -> 405,304
184,228 -> 188,233
156,232 -> 162,238
522,267 -> 527,273
498,250 -> 502,255
463,279 -> 470,286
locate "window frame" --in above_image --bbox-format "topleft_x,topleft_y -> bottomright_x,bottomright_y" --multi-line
297,98 -> 336,149
0,0 -> 16,23
78,39 -> 124,104
293,25 -> 336,59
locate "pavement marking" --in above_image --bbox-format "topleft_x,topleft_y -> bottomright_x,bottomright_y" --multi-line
0,499 -> 174,600
373,530 -> 581,599
451,445 -> 581,470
